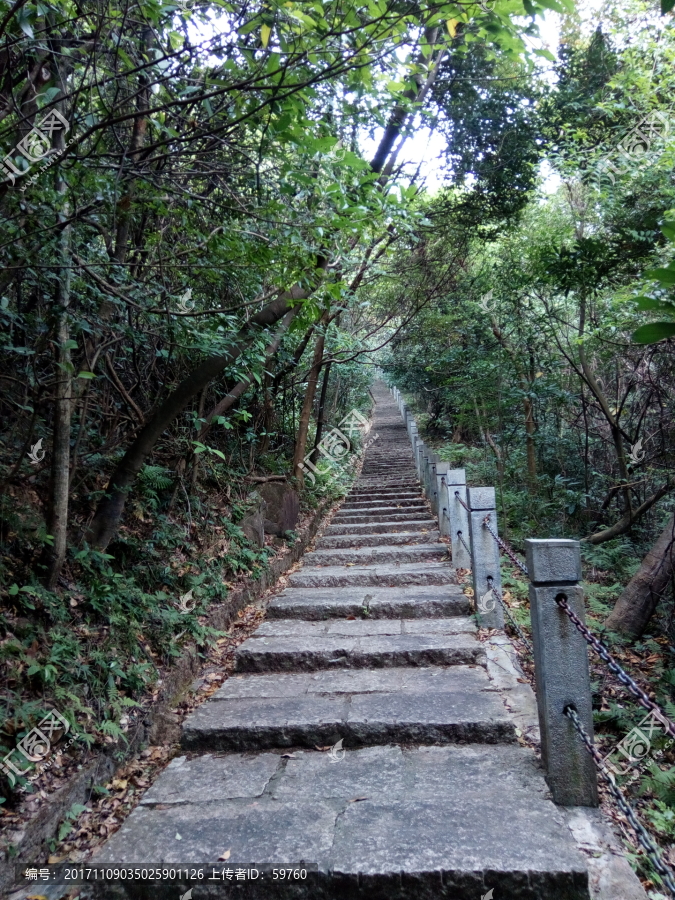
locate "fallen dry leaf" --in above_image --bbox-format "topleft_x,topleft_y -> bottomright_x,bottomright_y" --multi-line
219,849 -> 231,861
281,753 -> 297,759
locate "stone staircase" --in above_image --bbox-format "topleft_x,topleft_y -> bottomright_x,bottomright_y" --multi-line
93,382 -> 599,898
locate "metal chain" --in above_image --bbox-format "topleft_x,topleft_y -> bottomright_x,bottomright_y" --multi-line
457,530 -> 471,556
442,508 -> 450,521
487,578 -> 534,654
454,490 -> 470,512
556,595 -> 675,741
482,515 -> 529,576
565,707 -> 675,897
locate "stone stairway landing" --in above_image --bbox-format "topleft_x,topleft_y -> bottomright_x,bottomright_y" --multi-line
92,381 -> 594,900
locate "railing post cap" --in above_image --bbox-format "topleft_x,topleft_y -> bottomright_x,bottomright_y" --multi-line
467,486 -> 495,509
446,468 -> 466,485
525,538 -> 581,584
436,462 -> 450,475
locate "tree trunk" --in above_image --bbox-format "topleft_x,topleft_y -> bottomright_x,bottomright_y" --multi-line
42,122 -> 72,588
292,310 -> 329,486
310,360 -> 332,464
604,515 -> 675,638
86,292 -> 310,550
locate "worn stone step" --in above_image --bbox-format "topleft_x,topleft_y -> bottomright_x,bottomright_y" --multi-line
288,561 -> 456,588
332,509 -> 432,525
93,745 -> 590,900
303,543 -> 448,567
267,584 -> 471,619
341,497 -> 427,510
324,519 -> 438,536
316,530 -> 439,549
181,664 -> 514,751
345,492 -> 422,503
234,625 -> 482,673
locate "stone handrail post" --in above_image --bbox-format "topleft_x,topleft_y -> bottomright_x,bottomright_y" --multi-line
467,487 -> 504,630
525,539 -> 599,807
446,469 -> 471,569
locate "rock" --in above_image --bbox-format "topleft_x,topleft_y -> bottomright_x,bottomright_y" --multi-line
259,482 -> 299,536
240,509 -> 265,547
239,493 -> 267,547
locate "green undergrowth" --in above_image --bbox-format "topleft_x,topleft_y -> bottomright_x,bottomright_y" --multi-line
0,444 -> 359,808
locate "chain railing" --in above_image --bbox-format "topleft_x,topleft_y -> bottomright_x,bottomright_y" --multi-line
482,514 -> 529,577
456,529 -> 471,557
566,707 -> 675,897
485,576 -> 534,654
395,388 -> 674,887
555,594 -> 675,741
454,490 -> 470,512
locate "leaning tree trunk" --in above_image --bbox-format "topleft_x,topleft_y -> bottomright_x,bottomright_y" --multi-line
86,290 -> 312,550
604,514 -> 675,638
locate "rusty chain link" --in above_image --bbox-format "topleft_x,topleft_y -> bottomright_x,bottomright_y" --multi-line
565,707 -> 675,897
454,490 -> 470,512
482,514 -> 529,576
456,530 -> 471,556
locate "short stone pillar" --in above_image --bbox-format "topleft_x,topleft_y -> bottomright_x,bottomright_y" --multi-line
446,469 -> 471,568
467,487 -> 504,630
436,463 -> 450,537
429,455 -> 439,516
525,539 -> 599,807
415,439 -> 424,478
422,450 -> 432,499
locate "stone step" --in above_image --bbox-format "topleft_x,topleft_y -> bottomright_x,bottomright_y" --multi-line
345,491 -> 421,501
316,530 -> 439,549
324,518 -> 438,535
181,664 -> 514,751
341,497 -> 427,510
332,509 -> 432,524
288,561 -> 456,588
93,745 -> 590,899
267,584 -> 471,619
304,543 -> 447,567
234,622 -> 481,673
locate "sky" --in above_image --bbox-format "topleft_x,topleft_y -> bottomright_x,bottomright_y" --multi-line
359,9 -> 564,194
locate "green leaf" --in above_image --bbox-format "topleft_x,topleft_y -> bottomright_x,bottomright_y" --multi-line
633,296 -> 673,311
632,322 -> 675,344
261,24 -> 271,47
76,371 -> 96,379
660,221 -> 675,242
645,267 -> 675,285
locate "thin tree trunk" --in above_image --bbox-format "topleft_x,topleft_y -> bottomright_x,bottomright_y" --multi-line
604,515 -> 675,637
310,360 -> 332,464
292,310 -> 330,486
42,119 -> 72,588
